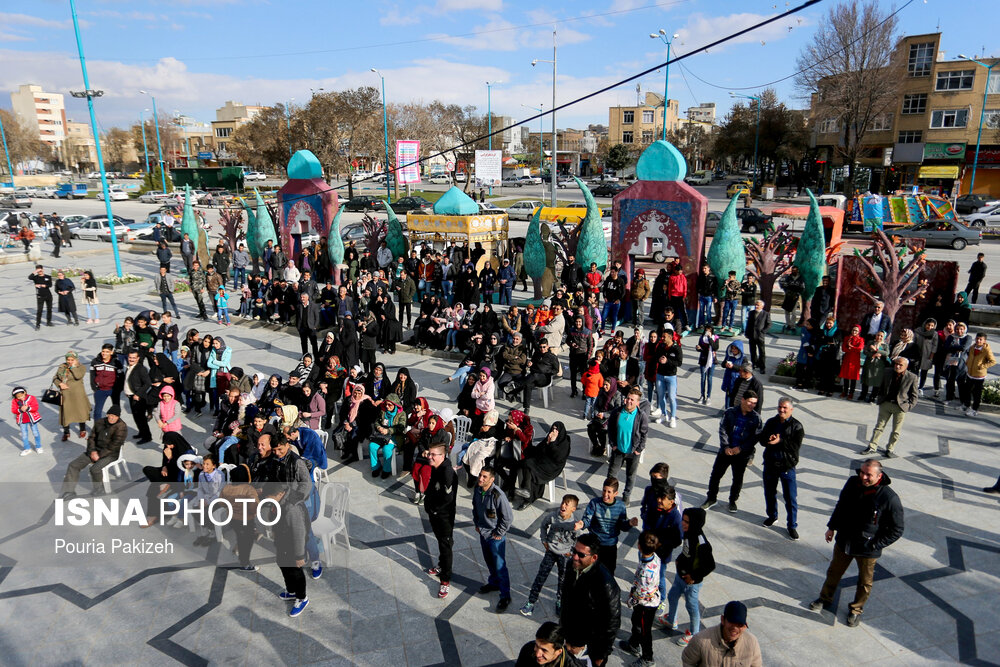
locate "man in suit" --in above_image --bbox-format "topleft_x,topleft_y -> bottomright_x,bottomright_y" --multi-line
860,301 -> 893,344
745,299 -> 771,373
296,292 -> 320,357
862,357 -> 918,457
122,351 -> 152,444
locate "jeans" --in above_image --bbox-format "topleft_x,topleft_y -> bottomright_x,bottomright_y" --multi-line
665,574 -> 702,634
499,286 -> 513,306
722,299 -> 736,328
584,396 -> 597,420
697,296 -> 714,328
217,307 -> 230,324
160,292 -> 178,315
449,365 -> 475,386
608,449 -> 640,499
445,329 -> 458,348
601,301 -> 620,332
699,365 -> 714,399
232,267 -> 246,290
93,388 -> 114,420
417,278 -> 427,298
19,422 -> 41,450
442,280 -> 453,303
85,302 -> 100,320
479,534 -> 511,598
369,439 -> 395,473
763,465 -> 798,528
526,550 -> 568,604
656,374 -> 677,419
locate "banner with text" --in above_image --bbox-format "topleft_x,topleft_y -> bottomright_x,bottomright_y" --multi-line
395,140 -> 421,184
475,149 -> 502,187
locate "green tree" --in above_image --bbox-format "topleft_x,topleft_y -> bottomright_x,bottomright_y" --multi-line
605,143 -> 632,172
793,190 -> 828,322
707,194 -> 746,297
230,105 -> 293,173
139,165 -> 173,194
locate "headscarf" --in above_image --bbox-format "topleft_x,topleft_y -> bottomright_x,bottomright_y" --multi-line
508,409 -> 534,441
278,404 -> 299,428
596,376 -> 619,412
347,385 -> 367,423
479,367 -> 491,378
214,337 -> 228,355
483,410 -> 499,427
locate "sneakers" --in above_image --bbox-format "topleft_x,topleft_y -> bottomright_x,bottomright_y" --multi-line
618,640 -> 641,657
655,417 -> 664,425
239,564 -> 260,572
411,492 -> 424,504
728,501 -> 738,513
35,447 -> 43,454
496,597 -> 511,613
762,517 -> 777,527
809,598 -> 825,611
983,486 -> 1000,495
630,659 -> 655,667
621,493 -> 630,506
675,630 -> 693,646
426,566 -> 442,577
788,527 -> 800,540
860,446 -> 877,456
934,389 -> 941,398
311,561 -> 323,579
700,499 -> 717,510
277,591 -> 297,601
658,615 -> 677,630
19,450 -> 31,457
289,598 -> 310,617
917,388 -> 924,397
846,611 -> 861,627
651,407 -> 662,417
965,408 -> 977,417
438,583 -> 450,598
669,417 -> 677,428
520,602 -> 535,617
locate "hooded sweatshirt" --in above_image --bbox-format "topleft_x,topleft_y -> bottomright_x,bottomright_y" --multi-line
674,508 -> 715,584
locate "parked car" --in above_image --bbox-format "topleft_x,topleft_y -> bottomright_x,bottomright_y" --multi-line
36,186 -> 58,199
704,211 -> 723,235
57,183 -> 89,199
501,175 -> 523,188
428,175 -> 451,185
343,196 -> 386,212
127,171 -> 145,179
85,171 -> 102,179
506,200 -> 544,221
591,183 -> 625,197
72,215 -> 133,242
389,196 -> 433,214
966,204 -> 1000,227
955,193 -> 999,215
519,175 -> 542,185
726,181 -> 752,198
735,207 -> 773,233
892,219 -> 981,250
97,186 -> 130,201
556,176 -> 575,188
478,202 -> 505,215
0,192 -> 31,208
243,171 -> 267,181
684,171 -> 711,186
455,172 -> 467,182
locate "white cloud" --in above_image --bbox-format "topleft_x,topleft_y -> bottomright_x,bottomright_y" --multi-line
0,12 -> 73,29
426,16 -> 589,52
0,32 -> 33,43
436,0 -> 503,10
675,12 -> 806,53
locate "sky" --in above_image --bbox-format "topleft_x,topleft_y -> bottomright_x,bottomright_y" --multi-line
1,0 -> 997,137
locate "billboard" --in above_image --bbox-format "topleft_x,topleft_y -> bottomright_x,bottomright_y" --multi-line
475,149 -> 502,187
395,140 -> 421,184
922,142 -> 966,160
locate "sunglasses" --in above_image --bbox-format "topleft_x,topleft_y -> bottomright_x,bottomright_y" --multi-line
570,548 -> 592,559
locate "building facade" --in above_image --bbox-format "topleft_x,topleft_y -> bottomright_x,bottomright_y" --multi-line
211,101 -> 264,163
9,84 -> 66,161
608,92 -> 679,148
63,121 -> 97,172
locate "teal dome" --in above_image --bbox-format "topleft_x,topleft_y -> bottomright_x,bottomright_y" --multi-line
635,140 -> 687,182
433,186 -> 479,215
287,150 -> 323,180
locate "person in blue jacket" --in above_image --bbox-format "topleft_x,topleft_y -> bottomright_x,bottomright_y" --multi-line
719,341 -> 745,408
577,476 -> 639,575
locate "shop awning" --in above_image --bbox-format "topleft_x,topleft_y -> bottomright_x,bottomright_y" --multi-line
917,165 -> 960,179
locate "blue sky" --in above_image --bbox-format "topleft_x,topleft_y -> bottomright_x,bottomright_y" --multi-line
1,0 -> 996,134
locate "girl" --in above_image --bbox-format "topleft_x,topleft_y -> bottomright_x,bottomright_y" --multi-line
300,382 -> 325,431
642,331 -> 660,404
155,385 -> 183,435
470,367 -> 496,429
82,270 -> 99,323
215,286 -> 231,326
11,387 -> 42,455
839,324 -> 864,399
719,341 -> 745,408
695,325 -> 719,405
391,367 -> 417,415
207,337 -> 233,414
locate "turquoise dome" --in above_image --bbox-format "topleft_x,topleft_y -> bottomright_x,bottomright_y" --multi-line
287,150 -> 323,180
433,186 -> 479,215
635,140 -> 687,182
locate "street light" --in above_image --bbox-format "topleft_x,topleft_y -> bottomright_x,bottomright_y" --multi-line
958,54 -> 999,197
138,108 -> 151,174
69,0 -> 122,277
521,103 -> 544,192
139,89 -> 168,194
285,98 -> 295,157
650,30 -> 679,141
0,114 -> 15,189
532,28 -> 557,207
486,80 -> 502,195
730,91 -> 762,192
370,68 -> 392,199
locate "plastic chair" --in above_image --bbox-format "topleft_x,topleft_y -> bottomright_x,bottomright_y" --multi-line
101,448 -> 132,494
545,467 -> 570,503
312,482 -> 351,563
452,415 -> 472,448
316,429 -> 329,449
313,465 -> 330,485
537,376 -> 554,409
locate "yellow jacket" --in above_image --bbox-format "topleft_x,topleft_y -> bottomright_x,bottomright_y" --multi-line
966,342 -> 996,379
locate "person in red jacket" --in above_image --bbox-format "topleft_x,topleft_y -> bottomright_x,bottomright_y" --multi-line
667,264 -> 689,332
11,387 -> 43,455
585,263 -> 603,299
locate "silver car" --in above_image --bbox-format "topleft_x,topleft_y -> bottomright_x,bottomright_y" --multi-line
891,219 -> 981,251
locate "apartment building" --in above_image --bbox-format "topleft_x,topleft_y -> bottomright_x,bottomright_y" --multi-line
211,101 -> 264,163
9,84 -> 66,158
810,33 -> 1000,197
607,92 -> 680,147
63,121 -> 97,172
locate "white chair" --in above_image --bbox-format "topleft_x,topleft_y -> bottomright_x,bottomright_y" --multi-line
545,467 -> 570,503
312,482 -> 351,563
315,429 -> 329,449
452,415 -> 472,448
101,448 -> 132,494
218,463 -> 236,478
313,465 -> 330,485
538,376 -> 554,409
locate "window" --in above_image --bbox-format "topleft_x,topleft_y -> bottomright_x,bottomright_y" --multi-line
898,130 -> 922,144
907,42 -> 934,77
983,109 -> 1000,127
642,110 -> 654,123
901,93 -> 927,115
215,127 -> 232,138
622,131 -> 634,144
217,142 -> 227,152
819,117 -> 838,133
935,69 -> 975,91
989,71 -> 1000,94
641,130 -> 653,143
930,109 -> 969,128
622,110 -> 634,124
870,114 -> 893,132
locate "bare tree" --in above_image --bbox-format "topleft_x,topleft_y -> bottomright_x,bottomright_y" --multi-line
230,105 -> 292,172
795,1 -> 901,199
0,109 -> 46,171
103,128 -> 133,172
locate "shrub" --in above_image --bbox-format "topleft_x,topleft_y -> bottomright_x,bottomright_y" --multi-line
981,379 -> 1000,406
775,352 -> 797,377
95,273 -> 144,285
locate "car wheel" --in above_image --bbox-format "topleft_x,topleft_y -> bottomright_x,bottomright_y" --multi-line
652,251 -> 666,263
952,238 -> 967,251
971,220 -> 984,228
746,224 -> 758,234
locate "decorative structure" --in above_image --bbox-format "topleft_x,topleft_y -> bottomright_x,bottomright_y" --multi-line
361,214 -> 387,255
611,140 -> 708,305
276,150 -> 338,261
180,186 -> 209,268
850,228 -> 929,327
406,186 -> 508,260
382,202 -> 408,259
792,190 -> 827,322
328,206 -> 345,284
744,221 -> 798,307
524,208 -> 547,298
217,207 -> 243,255
574,176 -> 608,273
253,189 -> 278,259
241,199 -> 260,274
707,194 -> 747,293
851,193 -> 957,232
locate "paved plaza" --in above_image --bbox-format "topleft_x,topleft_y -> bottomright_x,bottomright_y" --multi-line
0,249 -> 998,666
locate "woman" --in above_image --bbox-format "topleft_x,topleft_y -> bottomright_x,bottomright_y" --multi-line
838,324 -> 864,399
480,332 -> 504,375
142,431 -> 196,525
184,334 -> 213,414
456,373 -> 479,418
377,294 -> 402,354
890,328 -> 921,372
413,294 -> 439,349
358,309 -> 379,374
480,302 -> 500,338
479,262 -> 496,305
815,316 -> 841,396
276,404 -> 301,431
300,382 -> 325,431
336,315 -> 359,371
53,350 -> 90,441
317,331 -> 337,368
933,319 -> 957,397
641,331 -> 660,403
206,337 -> 233,414
55,270 -> 80,326
513,422 -> 571,509
588,377 -> 622,456
81,270 -> 100,323
443,305 -> 464,352
257,374 -> 283,419
695,326 -> 719,405
470,367 -> 496,430
321,356 -> 347,403
391,367 -> 417,414
410,413 -> 451,503
859,331 -> 890,403
495,410 -> 533,495
335,384 -> 374,463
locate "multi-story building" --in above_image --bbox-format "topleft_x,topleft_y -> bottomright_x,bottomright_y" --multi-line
172,115 -> 214,167
488,115 -> 526,155
607,92 -> 679,148
63,121 -> 97,172
809,32 -> 1000,197
686,102 -> 716,124
9,84 -> 66,161
211,101 -> 264,163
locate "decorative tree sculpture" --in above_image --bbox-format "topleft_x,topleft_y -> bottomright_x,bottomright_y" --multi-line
328,207 -> 345,285
524,208 -> 547,299
574,176 -> 608,273
361,213 -> 387,254
217,207 -> 244,255
792,190 -> 827,322
707,194 -> 747,297
180,186 -> 199,254
853,227 -> 928,328
381,201 -> 408,259
744,222 -> 798,307
254,190 -> 278,254
242,200 -> 260,274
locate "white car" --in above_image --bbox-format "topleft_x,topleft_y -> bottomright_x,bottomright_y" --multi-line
506,200 -> 544,221
501,176 -> 523,188
428,175 -> 451,184
138,191 -> 183,204
97,187 -> 129,201
37,186 -> 58,198
244,171 -> 267,181
966,204 -> 1000,228
72,217 -> 130,242
455,172 -> 467,182
519,175 -> 542,185
478,202 -> 505,215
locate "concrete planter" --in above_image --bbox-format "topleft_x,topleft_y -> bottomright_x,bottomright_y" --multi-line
97,279 -> 145,291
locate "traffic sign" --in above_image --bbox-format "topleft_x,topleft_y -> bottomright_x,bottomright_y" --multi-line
446,161 -> 455,172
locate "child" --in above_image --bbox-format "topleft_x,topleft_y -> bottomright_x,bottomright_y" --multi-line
11,386 -> 43,456
695,325 -> 719,405
620,531 -> 662,666
193,454 -> 225,546
719,341 -> 745,408
722,271 -> 740,331
839,324 -> 864,399
155,385 -> 182,435
577,477 -> 639,574
640,462 -> 684,527
581,358 -> 604,420
660,507 -> 716,647
215,286 -> 231,326
239,283 -> 252,319
519,494 -> 581,617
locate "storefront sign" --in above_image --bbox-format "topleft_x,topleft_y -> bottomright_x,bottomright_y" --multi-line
917,165 -> 960,179
965,147 -> 1000,165
922,142 -> 966,160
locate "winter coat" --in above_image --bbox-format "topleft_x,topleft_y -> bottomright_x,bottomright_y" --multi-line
827,470 -> 904,558
839,333 -> 864,381
11,394 -> 41,425
966,343 -> 996,380
720,341 -> 745,394
862,341 -> 890,387
559,561 -> 621,662
913,324 -> 939,371
53,362 -> 91,427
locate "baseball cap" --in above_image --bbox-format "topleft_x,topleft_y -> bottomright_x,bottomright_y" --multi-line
723,600 -> 748,626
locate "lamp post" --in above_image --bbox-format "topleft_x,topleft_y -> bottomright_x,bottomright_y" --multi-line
0,114 -> 15,189
370,69 -> 392,200
532,29 -> 557,207
650,30 -> 679,140
730,91 -> 761,192
486,80 -> 502,195
521,103 -> 544,193
139,90 -> 167,194
285,98 -> 294,156
69,0 -> 122,277
138,109 -> 151,175
958,54 -> 999,196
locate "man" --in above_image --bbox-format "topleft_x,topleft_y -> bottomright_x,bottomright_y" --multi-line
180,233 -> 195,275
497,333 -> 528,396
231,243 -> 251,289
90,343 -> 123,420
264,433 -> 313,617
778,266 -> 805,332
566,316 -> 593,397
630,268 -> 651,326
681,600 -> 763,667
667,264 -> 689,332
810,459 -> 904,627
559,533 -> 621,667
561,254 -> 585,293
472,466 -> 513,612
394,269 -> 416,328
375,240 -> 393,272
745,299 -> 770,373
515,622 -> 582,667
29,264 -> 53,330
123,351 -> 153,444
423,443 -> 457,598
860,300 -> 892,344
601,268 -> 625,333
507,340 -> 559,414
498,258 -> 516,306
607,387 -> 649,504
296,293 -> 320,357
206,264 -> 224,297
702,391 -> 763,514
738,273 -> 758,334
862,356 -> 918,457
49,216 -> 62,258
695,263 -> 718,330
727,362 -> 763,412
153,266 -> 180,318
60,406 -> 127,498
189,260 -> 210,320
966,252 -> 987,304
501,305 -> 523,344
759,397 -> 804,540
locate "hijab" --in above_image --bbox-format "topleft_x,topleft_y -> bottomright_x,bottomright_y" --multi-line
347,386 -> 367,423
214,337 -> 228,356
278,404 -> 299,428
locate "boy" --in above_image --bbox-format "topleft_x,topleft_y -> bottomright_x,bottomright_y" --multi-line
619,531 -> 662,667
215,286 -> 231,326
639,462 -> 684,529
722,271 -> 740,331
581,358 -> 603,420
520,494 -> 581,617
577,477 -> 638,574
11,386 -> 43,456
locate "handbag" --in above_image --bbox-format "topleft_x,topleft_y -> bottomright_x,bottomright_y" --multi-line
41,387 -> 62,406
216,371 -> 231,392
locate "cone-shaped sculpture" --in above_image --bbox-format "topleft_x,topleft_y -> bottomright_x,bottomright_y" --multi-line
242,194 -> 259,262
524,206 -> 546,299
382,200 -> 408,259
432,186 -> 479,215
793,189 -> 827,302
328,206 -> 345,270
180,185 -> 199,254
574,176 -> 608,273
707,193 -> 746,286
254,189 -> 278,252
